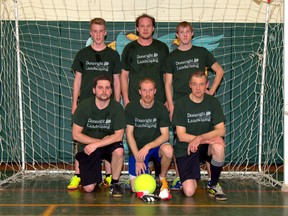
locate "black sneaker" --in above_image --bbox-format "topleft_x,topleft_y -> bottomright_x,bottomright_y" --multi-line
207,183 -> 227,201
109,183 -> 123,197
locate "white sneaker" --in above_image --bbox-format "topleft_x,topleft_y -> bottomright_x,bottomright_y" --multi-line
158,178 -> 172,200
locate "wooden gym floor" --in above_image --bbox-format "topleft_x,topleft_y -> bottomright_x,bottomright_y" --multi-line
0,173 -> 288,216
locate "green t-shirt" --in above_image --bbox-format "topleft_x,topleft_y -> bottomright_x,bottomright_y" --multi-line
125,100 -> 170,153
73,97 -> 126,152
72,46 -> 121,102
172,94 -> 225,157
122,40 -> 169,103
163,46 -> 217,101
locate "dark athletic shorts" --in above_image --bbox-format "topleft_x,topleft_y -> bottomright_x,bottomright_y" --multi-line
176,144 -> 211,183
75,142 -> 123,186
199,144 -> 212,163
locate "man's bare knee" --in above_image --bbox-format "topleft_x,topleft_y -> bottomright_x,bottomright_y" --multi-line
112,148 -> 124,158
161,144 -> 174,159
83,184 -> 96,193
183,187 -> 196,197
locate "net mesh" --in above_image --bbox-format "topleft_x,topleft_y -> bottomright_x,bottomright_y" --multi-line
0,0 -> 284,187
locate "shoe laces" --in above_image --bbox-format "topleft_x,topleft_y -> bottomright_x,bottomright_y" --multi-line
213,183 -> 224,194
160,178 -> 169,190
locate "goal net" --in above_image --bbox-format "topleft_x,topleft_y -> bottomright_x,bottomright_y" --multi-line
0,0 -> 284,187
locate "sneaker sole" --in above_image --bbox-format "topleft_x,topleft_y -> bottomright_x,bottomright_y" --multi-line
208,193 -> 227,201
170,188 -> 182,191
112,194 -> 123,198
109,190 -> 123,198
160,194 -> 173,200
67,186 -> 79,190
215,197 -> 228,201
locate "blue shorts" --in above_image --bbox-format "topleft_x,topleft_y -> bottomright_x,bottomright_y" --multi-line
128,146 -> 160,177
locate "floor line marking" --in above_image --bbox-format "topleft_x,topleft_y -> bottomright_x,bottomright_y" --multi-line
41,205 -> 57,216
0,204 -> 288,208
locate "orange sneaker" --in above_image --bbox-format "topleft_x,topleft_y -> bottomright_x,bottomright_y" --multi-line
158,178 -> 172,200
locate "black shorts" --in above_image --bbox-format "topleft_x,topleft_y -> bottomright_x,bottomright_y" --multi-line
199,144 -> 212,163
75,142 -> 123,186
176,144 -> 212,183
176,152 -> 200,183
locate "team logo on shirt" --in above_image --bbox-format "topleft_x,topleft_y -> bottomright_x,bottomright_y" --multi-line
135,118 -> 157,128
187,111 -> 211,123
175,58 -> 199,70
136,53 -> 159,64
87,118 -> 111,129
85,61 -> 109,72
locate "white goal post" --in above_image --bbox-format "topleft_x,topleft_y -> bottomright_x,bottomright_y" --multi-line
282,0 -> 288,192
0,0 -> 285,188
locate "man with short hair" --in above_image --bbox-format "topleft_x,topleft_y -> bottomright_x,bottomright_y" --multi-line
164,21 -> 224,190
172,71 -> 227,201
69,17 -> 121,189
164,21 -> 224,119
121,13 -> 169,107
72,75 -> 125,197
72,17 -> 121,110
125,78 -> 173,200
121,13 -> 169,182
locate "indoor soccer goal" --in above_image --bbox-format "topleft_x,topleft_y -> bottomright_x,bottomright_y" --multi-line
0,0 -> 285,189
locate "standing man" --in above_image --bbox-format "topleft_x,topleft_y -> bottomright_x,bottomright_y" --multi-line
69,18 -> 121,189
164,21 -> 224,189
121,13 -> 169,107
72,75 -> 125,196
164,21 -> 224,120
172,71 -> 227,201
72,17 -> 121,110
125,78 -> 173,200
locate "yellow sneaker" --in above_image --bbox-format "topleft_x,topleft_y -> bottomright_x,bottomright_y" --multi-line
67,175 -> 81,190
158,178 -> 172,200
101,175 -> 112,187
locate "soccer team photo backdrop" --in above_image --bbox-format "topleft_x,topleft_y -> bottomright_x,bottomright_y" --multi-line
0,0 -> 285,188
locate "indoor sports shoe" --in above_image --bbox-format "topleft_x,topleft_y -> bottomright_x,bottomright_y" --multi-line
171,177 -> 182,191
158,178 -> 172,200
109,183 -> 123,197
101,175 -> 112,187
207,183 -> 227,201
123,179 -> 131,190
205,179 -> 212,189
141,194 -> 161,202
67,175 -> 81,190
